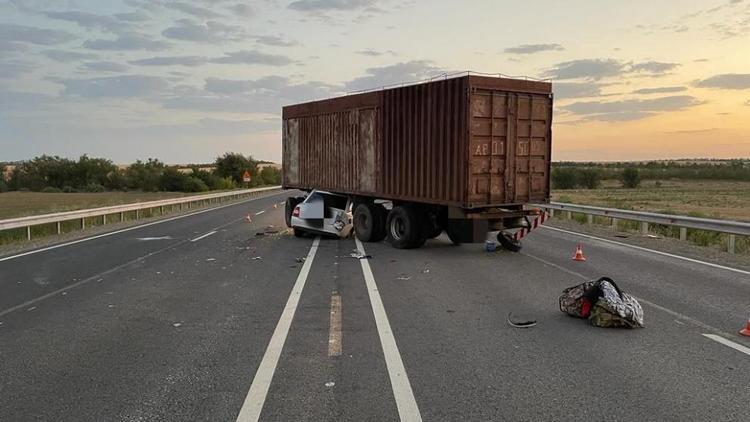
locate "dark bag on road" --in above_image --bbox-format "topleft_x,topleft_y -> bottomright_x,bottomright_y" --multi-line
559,277 -> 644,328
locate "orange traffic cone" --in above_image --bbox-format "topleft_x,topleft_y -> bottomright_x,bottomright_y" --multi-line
740,320 -> 750,337
572,244 -> 586,261
245,214 -> 252,223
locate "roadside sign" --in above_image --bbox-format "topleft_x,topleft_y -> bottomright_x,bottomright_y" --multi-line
242,170 -> 252,183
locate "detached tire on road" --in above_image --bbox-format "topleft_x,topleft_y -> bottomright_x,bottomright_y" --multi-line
284,196 -> 303,227
354,203 -> 386,242
497,232 -> 522,252
386,205 -> 426,249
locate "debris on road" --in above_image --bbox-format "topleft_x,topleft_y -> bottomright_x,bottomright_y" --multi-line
172,322 -> 181,327
560,277 -> 644,328
349,250 -> 372,259
251,256 -> 263,260
396,276 -> 411,281
507,313 -> 538,328
136,236 -> 173,241
295,257 -> 306,263
255,232 -> 266,237
325,381 -> 335,388
485,240 -> 497,252
421,268 -> 430,274
206,258 -> 216,262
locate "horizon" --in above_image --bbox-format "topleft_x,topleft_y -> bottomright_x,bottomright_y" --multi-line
1,0 -> 749,163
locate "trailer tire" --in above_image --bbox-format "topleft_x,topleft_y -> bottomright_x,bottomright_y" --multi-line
386,205 -> 424,249
446,229 -> 462,246
373,203 -> 388,242
285,196 -> 303,227
354,203 -> 386,242
497,232 -> 522,252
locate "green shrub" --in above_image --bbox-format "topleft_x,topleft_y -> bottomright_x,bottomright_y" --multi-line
579,168 -> 602,189
182,177 -> 209,192
552,168 -> 579,189
41,186 -> 62,193
0,178 -> 8,192
84,183 -> 106,192
621,167 -> 641,188
62,185 -> 77,193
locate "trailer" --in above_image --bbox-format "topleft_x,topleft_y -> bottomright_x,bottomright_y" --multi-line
282,73 -> 553,250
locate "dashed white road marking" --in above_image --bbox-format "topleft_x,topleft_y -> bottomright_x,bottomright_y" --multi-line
190,230 -> 217,242
255,210 -> 265,216
328,292 -> 342,357
0,192 -> 286,263
355,238 -> 422,422
542,226 -> 750,277
235,237 -> 320,422
703,334 -> 750,357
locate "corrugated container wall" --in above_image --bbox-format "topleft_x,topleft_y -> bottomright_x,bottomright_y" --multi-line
283,75 -> 552,209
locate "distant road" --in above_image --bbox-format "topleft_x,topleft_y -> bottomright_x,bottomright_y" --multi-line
1,191 -> 749,421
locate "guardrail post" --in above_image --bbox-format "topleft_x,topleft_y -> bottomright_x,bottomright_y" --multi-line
102,214 -> 106,225
135,209 -> 139,220
640,221 -> 648,235
728,235 -> 736,254
27,226 -> 31,241
611,217 -> 618,229
566,211 -> 572,220
679,227 -> 687,241
160,206 -> 164,214
56,221 -> 61,235
586,214 -> 593,225
81,217 -> 85,230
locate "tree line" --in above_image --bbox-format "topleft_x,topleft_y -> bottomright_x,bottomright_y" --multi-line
0,153 -> 281,193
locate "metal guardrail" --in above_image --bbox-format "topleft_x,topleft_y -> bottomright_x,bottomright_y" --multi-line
0,186 -> 282,241
535,202 -> 750,254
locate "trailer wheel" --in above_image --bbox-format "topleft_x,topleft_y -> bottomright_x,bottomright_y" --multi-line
445,229 -> 462,246
285,196 -> 303,227
386,205 -> 425,249
354,203 -> 386,242
373,203 -> 388,241
497,232 -> 522,252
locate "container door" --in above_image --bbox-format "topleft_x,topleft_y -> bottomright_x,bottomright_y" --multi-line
469,90 -> 551,205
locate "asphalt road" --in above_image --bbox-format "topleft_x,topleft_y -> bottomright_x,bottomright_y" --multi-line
1,191 -> 749,422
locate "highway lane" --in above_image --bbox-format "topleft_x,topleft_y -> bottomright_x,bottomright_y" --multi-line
1,197 -> 749,421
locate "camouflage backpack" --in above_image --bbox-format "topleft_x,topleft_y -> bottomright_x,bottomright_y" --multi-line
559,278 -> 600,318
559,277 -> 644,328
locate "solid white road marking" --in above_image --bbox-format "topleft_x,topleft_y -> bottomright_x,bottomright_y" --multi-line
355,238 -> 422,422
542,226 -> 750,276
190,230 -> 217,242
0,192 -> 286,263
703,334 -> 750,357
255,210 -> 265,215
235,237 -> 321,422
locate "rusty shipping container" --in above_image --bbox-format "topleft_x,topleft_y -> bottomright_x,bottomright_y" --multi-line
282,74 -> 552,209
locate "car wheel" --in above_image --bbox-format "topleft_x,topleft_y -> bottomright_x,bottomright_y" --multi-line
386,205 -> 425,249
497,232 -> 522,252
354,203 -> 386,242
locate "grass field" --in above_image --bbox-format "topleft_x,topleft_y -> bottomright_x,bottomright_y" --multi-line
0,191 -> 195,219
552,179 -> 750,222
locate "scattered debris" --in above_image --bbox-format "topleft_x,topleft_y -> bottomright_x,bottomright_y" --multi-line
27,306 -> 36,312
421,269 -> 430,274
396,276 -> 411,281
172,322 -> 182,328
206,258 -> 216,262
485,240 -> 497,252
349,250 -> 372,259
325,381 -> 335,388
255,232 -> 266,237
559,277 -> 644,328
507,313 -> 538,328
61,292 -> 67,296
156,271 -> 161,275
295,257 -> 306,263
644,234 -> 660,239
108,304 -> 114,308
389,259 -> 397,263
613,234 -> 629,238
446,309 -> 456,313
252,256 -> 263,260
136,236 -> 173,241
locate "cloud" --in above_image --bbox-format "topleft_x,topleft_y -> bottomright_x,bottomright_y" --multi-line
254,35 -> 299,47
227,3 -> 254,17
504,43 -> 564,54
343,60 -> 443,92
0,41 -> 30,57
130,55 -> 208,66
162,19 -> 246,43
632,86 -> 687,94
204,76 -> 335,99
43,49 -> 98,62
82,61 -> 130,72
0,61 -> 34,79
165,2 -> 223,19
541,59 -> 625,80
56,75 -> 170,97
629,61 -> 679,74
553,82 -> 603,99
44,10 -> 127,33
355,48 -> 396,56
694,73 -> 750,89
83,32 -> 170,51
542,58 -> 681,80
562,95 -> 703,121
210,50 -> 294,65
114,11 -> 151,22
0,23 -> 75,45
288,0 -> 376,12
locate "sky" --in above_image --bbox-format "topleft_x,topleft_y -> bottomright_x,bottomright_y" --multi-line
1,0 -> 749,164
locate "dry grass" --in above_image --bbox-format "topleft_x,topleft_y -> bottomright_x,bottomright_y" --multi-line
0,191 -> 193,219
552,179 -> 750,222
